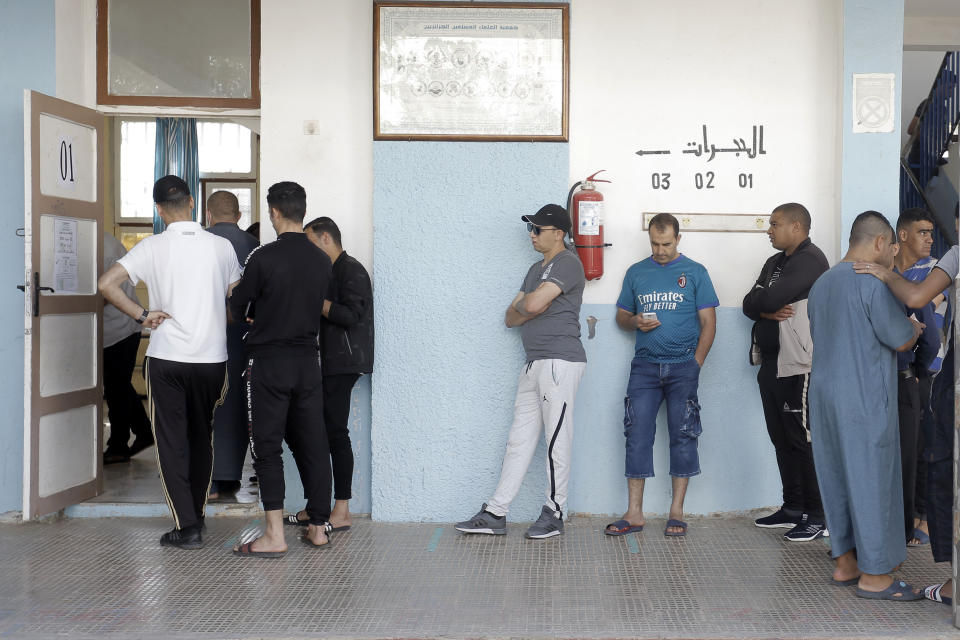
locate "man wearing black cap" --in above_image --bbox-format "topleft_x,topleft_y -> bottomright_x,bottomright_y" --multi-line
98,175 -> 242,549
455,204 -> 586,539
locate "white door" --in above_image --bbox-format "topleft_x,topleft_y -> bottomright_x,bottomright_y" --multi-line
22,91 -> 105,519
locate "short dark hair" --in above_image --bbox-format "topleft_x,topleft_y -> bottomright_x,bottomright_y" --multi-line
266,181 -> 307,222
648,213 -> 679,237
849,210 -> 894,246
772,202 -> 811,232
304,216 -> 342,247
153,175 -> 191,211
896,207 -> 935,232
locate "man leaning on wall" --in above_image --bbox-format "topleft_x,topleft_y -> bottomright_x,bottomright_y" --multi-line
455,204 -> 586,539
742,203 -> 828,542
280,216 -> 374,532
604,213 -> 717,539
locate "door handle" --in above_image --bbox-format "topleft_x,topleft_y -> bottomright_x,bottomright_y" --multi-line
28,272 -> 54,317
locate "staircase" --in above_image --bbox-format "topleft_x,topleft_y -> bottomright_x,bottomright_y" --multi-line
900,51 -> 960,257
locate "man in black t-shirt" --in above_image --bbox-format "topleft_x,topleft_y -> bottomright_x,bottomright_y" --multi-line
229,182 -> 333,557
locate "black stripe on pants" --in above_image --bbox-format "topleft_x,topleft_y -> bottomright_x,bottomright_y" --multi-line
146,357 -> 227,530
322,373 -> 360,501
246,353 -> 331,524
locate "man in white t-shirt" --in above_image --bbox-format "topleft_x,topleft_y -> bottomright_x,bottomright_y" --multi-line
99,175 -> 241,550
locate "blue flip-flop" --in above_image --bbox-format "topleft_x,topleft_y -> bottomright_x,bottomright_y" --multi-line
664,519 -> 688,537
907,528 -> 930,547
604,519 -> 643,536
856,580 -> 923,601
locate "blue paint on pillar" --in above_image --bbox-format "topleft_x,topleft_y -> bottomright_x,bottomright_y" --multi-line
840,0 -> 905,250
371,141 -> 569,522
0,1 -> 55,514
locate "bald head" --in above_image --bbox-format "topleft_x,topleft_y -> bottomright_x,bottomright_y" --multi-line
206,191 -> 241,226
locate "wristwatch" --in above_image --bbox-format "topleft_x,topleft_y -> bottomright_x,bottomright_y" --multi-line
135,308 -> 149,325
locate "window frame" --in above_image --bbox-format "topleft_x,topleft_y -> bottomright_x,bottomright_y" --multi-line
96,0 -> 261,109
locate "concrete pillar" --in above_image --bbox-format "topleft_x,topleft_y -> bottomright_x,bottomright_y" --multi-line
840,0 -> 905,251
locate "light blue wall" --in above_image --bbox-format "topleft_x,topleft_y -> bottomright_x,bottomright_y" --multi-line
370,137 -> 781,521
840,0 -> 905,248
371,142 -> 569,521
0,0 -> 55,513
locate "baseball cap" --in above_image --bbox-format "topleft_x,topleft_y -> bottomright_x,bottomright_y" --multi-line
521,204 -> 571,234
153,175 -> 191,204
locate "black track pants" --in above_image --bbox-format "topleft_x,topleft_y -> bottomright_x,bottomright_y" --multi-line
146,357 -> 228,530
323,373 -> 360,500
245,353 -> 331,524
757,360 -> 824,521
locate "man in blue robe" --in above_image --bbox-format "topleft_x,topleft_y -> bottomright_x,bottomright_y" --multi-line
808,211 -> 922,601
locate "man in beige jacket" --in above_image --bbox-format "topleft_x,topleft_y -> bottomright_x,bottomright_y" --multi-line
742,202 -> 830,542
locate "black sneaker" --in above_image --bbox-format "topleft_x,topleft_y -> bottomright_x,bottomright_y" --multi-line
754,508 -> 800,529
160,524 -> 203,549
784,515 -> 827,542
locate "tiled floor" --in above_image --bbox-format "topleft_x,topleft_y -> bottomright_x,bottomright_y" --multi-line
0,514 -> 954,640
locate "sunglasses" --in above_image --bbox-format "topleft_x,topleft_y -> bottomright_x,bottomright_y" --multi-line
527,223 -> 561,235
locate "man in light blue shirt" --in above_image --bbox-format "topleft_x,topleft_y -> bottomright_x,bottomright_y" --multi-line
604,213 -> 717,538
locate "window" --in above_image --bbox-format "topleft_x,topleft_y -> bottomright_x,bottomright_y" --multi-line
97,0 -> 260,108
198,121 -> 253,175
117,119 -> 258,224
118,120 -> 156,220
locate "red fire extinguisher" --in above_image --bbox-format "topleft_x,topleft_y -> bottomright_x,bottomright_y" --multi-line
567,170 -> 612,281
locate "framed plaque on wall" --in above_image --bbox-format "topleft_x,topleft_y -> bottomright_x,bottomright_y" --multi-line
374,2 -> 569,141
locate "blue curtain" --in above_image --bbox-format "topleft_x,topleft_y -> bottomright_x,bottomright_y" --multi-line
153,118 -> 199,233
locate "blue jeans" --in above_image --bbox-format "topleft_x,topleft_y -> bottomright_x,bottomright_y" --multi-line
624,357 -> 702,478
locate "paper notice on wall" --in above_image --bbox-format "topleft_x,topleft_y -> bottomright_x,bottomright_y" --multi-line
578,201 -> 602,236
54,218 -> 78,293
852,73 -> 895,133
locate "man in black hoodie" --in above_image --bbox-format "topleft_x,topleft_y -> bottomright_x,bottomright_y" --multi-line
229,181 -> 333,557
743,202 -> 829,542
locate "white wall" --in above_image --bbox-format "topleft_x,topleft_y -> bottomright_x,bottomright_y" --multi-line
259,1 -> 373,264
570,0 -> 842,305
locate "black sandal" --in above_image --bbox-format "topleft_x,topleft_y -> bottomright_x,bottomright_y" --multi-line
283,511 -> 309,526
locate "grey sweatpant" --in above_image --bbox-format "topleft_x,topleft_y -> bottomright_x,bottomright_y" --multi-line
486,358 -> 586,518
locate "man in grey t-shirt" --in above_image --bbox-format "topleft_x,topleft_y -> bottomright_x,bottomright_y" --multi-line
455,204 -> 587,539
